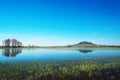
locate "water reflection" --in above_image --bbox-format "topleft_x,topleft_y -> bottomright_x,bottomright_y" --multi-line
78,49 -> 93,53
2,48 -> 22,57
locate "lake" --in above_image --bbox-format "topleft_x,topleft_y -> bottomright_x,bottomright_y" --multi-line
0,48 -> 120,80
0,48 -> 120,63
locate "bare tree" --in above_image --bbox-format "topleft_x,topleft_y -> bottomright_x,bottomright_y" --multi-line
11,39 -> 18,47
3,39 -> 10,47
3,39 -> 22,48
19,42 -> 22,47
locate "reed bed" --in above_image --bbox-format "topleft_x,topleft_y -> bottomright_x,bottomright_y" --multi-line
0,59 -> 120,80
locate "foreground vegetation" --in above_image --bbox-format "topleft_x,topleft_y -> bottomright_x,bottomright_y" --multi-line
0,58 -> 120,80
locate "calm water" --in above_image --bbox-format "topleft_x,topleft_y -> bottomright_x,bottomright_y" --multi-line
0,48 -> 120,63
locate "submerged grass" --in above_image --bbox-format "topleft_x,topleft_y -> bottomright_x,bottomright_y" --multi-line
0,59 -> 120,80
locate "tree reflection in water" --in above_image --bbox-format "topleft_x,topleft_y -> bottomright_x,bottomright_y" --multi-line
2,48 -> 22,57
78,49 -> 93,53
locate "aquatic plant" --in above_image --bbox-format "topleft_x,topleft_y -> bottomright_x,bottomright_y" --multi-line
0,59 -> 120,80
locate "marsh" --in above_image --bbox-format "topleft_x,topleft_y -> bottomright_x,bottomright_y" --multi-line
0,48 -> 120,80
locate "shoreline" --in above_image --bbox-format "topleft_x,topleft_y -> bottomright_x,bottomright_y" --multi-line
0,46 -> 120,50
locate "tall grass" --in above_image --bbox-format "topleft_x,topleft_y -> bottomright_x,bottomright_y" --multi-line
0,59 -> 120,80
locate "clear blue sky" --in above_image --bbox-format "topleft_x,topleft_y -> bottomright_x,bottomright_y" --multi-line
0,0 -> 120,46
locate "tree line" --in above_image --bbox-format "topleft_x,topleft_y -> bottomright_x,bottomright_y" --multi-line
2,39 -> 22,48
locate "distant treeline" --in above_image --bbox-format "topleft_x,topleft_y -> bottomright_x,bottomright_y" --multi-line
1,39 -> 22,48
0,39 -> 120,48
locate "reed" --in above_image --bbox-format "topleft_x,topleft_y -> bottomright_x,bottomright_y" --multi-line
0,59 -> 120,80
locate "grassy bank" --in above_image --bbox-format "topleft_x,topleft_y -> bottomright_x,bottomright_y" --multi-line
0,59 -> 120,80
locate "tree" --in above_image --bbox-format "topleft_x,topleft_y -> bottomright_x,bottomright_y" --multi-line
3,39 -> 22,48
11,39 -> 17,47
3,39 -> 10,47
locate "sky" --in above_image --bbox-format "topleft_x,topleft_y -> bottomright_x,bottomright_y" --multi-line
0,0 -> 120,46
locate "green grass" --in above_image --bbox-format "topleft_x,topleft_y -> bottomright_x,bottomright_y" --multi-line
0,59 -> 120,80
